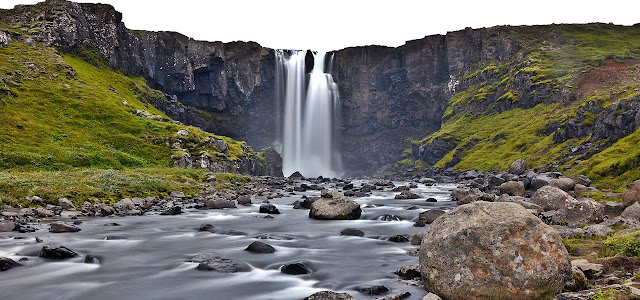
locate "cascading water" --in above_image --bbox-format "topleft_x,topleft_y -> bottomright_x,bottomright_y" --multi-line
275,50 -> 343,178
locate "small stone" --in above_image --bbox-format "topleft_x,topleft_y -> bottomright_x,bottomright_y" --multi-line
388,235 -> 410,243
160,206 -> 182,215
302,291 -> 354,300
341,228 -> 364,237
0,257 -> 22,272
84,255 -> 100,264
357,285 -> 389,295
259,203 -> 280,214
39,245 -> 79,259
244,241 -> 276,254
198,223 -> 216,233
395,265 -> 421,280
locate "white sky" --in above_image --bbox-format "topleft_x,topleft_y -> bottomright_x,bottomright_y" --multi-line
1,0 -> 638,51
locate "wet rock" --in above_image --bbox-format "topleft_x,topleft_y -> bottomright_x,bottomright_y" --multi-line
374,292 -> 411,300
103,222 -> 120,226
35,237 -> 43,243
419,178 -> 437,185
253,233 -> 294,240
188,254 -> 242,273
205,199 -> 236,209
160,206 -> 182,215
236,195 -> 252,206
414,209 -> 445,227
57,198 -> 75,209
302,291 -> 354,300
259,203 -> 280,214
84,255 -> 100,264
341,228 -> 364,237
425,197 -> 437,202
411,231 -> 426,245
49,221 -> 81,233
0,221 -> 16,232
394,191 -> 420,199
392,185 -> 411,192
622,180 -> 640,206
499,181 -> 525,196
309,191 -> 361,220
509,159 -> 527,175
0,257 -> 22,271
420,201 -> 572,300
357,285 -> 389,295
244,241 -> 276,254
550,178 -> 576,192
395,265 -> 421,280
198,223 -> 216,233
531,185 -> 575,211
289,171 -> 304,180
379,214 -> 401,221
39,245 -> 79,259
281,262 -> 309,275
388,235 -> 410,243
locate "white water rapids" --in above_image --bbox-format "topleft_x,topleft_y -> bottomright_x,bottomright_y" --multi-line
275,51 -> 343,178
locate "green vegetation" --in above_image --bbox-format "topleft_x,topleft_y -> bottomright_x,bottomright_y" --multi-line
0,39 -> 253,207
0,168 -> 206,207
590,287 -> 632,300
214,173 -> 251,183
602,231 -> 640,257
410,24 -> 640,189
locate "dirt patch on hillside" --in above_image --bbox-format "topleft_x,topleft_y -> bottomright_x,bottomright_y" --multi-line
575,59 -> 639,100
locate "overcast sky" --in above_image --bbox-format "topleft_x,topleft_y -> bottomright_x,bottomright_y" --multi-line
1,0 -> 638,51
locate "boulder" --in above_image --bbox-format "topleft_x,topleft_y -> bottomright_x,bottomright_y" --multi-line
0,221 -> 16,232
302,291 -> 354,300
582,224 -> 613,238
236,196 -> 252,206
622,180 -> 640,206
452,188 -> 495,205
39,245 -> 79,259
160,206 -> 182,215
509,159 -> 527,175
340,228 -> 364,237
530,176 -> 551,191
573,184 -> 589,197
395,265 -> 421,280
573,175 -> 592,187
552,198 -> 604,226
394,191 -> 420,199
499,181 -> 525,197
531,186 -> 575,211
603,202 -> 625,218
288,171 -> 304,180
244,241 -> 276,254
0,257 -> 22,272
419,178 -> 437,185
419,201 -> 572,300
84,255 -> 100,264
375,292 -> 411,300
550,178 -> 576,192
422,293 -> 442,300
571,259 -> 603,279
259,203 -> 280,214
357,285 -> 389,295
411,231 -> 426,245
170,191 -> 186,198
388,234 -> 410,243
309,191 -> 361,220
198,223 -> 216,233
49,221 -> 81,233
205,199 -> 236,209
57,198 -> 75,209
188,254 -> 242,273
414,209 -> 445,227
281,262 -> 309,275
621,202 -> 640,221
487,175 -> 505,188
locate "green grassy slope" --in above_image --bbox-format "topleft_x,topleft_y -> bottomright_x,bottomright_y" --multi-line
0,41 -> 254,205
409,24 -> 640,190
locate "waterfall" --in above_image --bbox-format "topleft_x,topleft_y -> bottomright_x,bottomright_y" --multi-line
275,50 -> 343,178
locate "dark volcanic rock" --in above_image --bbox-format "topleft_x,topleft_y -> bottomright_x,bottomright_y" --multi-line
160,206 -> 182,215
340,228 -> 365,237
84,255 -> 100,264
39,245 -> 79,259
0,257 -> 22,271
259,203 -> 280,214
49,221 -> 81,233
357,285 -> 389,295
281,262 -> 309,275
244,241 -> 276,254
388,234 -> 410,243
188,254 -> 242,273
198,223 -> 216,233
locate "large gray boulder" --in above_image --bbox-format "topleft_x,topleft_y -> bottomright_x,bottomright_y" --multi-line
309,191 -> 361,220
452,188 -> 495,205
49,221 -> 81,233
550,178 -> 576,193
622,180 -> 640,206
531,186 -> 575,211
419,201 -> 572,300
509,159 -> 527,175
499,181 -> 525,196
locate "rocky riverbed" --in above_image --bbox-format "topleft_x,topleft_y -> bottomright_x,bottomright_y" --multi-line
2,163 -> 640,299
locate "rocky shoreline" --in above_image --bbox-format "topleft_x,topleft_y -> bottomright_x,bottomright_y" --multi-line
2,161 -> 640,299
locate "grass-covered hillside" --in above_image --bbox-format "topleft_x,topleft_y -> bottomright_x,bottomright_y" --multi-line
0,40 -> 258,206
405,23 -> 640,190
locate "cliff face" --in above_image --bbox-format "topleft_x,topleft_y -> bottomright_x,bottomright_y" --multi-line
3,0 -> 639,180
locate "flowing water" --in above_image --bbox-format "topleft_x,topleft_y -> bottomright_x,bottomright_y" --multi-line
275,51 -> 343,178
0,181 -> 456,300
